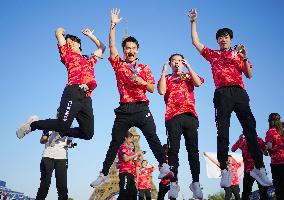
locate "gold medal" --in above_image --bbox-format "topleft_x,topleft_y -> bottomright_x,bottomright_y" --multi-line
234,44 -> 244,54
180,73 -> 187,80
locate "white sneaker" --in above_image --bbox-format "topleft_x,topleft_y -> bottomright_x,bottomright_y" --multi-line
16,115 -> 39,139
250,167 -> 272,186
220,169 -> 232,188
168,182 -> 180,199
158,163 -> 174,179
90,173 -> 111,188
189,182 -> 203,199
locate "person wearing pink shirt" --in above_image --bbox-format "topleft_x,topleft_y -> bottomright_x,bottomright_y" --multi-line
188,8 -> 272,188
16,27 -> 105,141
265,113 -> 284,200
137,160 -> 155,200
116,131 -> 143,200
232,134 -> 269,200
90,8 -> 172,188
204,153 -> 241,200
158,54 -> 204,199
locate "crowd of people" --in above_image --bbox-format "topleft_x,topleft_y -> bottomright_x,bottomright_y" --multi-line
15,7 -> 283,200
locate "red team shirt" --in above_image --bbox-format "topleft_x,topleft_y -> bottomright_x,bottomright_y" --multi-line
161,73 -> 204,121
109,56 -> 155,103
58,44 -> 98,96
201,47 -> 252,90
265,128 -> 284,164
133,160 -> 141,180
117,143 -> 135,174
231,137 -> 266,173
138,167 -> 154,190
228,158 -> 241,185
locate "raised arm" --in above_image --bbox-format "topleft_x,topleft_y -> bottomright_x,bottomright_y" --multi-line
157,62 -> 168,95
203,152 -> 220,167
182,59 -> 203,87
82,28 -> 106,58
109,8 -> 122,59
55,27 -> 66,46
188,9 -> 204,53
231,138 -> 241,152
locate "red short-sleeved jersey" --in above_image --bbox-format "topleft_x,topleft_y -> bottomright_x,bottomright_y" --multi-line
231,137 -> 266,173
228,158 -> 241,185
117,143 -> 135,174
138,167 -> 154,190
265,128 -> 284,164
133,160 -> 141,179
58,44 -> 97,96
160,73 -> 204,121
201,47 -> 252,90
108,56 -> 155,103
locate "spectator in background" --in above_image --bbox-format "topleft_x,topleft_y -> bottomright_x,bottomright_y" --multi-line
137,160 -> 155,200
35,129 -> 74,200
116,131 -> 143,200
232,134 -> 269,200
204,152 -> 242,200
265,113 -> 284,200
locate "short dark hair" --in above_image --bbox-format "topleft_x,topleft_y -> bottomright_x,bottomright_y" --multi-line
65,34 -> 82,51
122,36 -> 139,49
168,53 -> 184,62
216,28 -> 233,40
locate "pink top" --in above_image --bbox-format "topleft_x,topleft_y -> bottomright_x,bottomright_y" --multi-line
109,55 -> 155,103
159,73 -> 204,121
117,143 -> 135,174
138,167 -> 154,189
231,137 -> 266,173
201,47 -> 252,90
58,44 -> 97,96
265,128 -> 284,164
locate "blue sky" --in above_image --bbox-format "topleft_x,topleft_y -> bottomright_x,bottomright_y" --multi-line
1,0 -> 284,199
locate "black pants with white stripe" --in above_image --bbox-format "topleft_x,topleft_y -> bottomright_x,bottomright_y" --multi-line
31,85 -> 94,140
36,157 -> 68,200
118,172 -> 137,200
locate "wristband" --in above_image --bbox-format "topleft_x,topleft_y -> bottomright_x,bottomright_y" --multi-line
111,22 -> 116,29
243,58 -> 248,62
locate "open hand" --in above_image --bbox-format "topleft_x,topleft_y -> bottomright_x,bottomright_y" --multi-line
111,8 -> 123,24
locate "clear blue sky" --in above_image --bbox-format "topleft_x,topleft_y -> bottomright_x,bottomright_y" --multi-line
1,1 -> 283,199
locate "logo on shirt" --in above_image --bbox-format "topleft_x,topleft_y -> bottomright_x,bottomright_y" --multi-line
146,113 -> 151,118
63,101 -> 73,121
